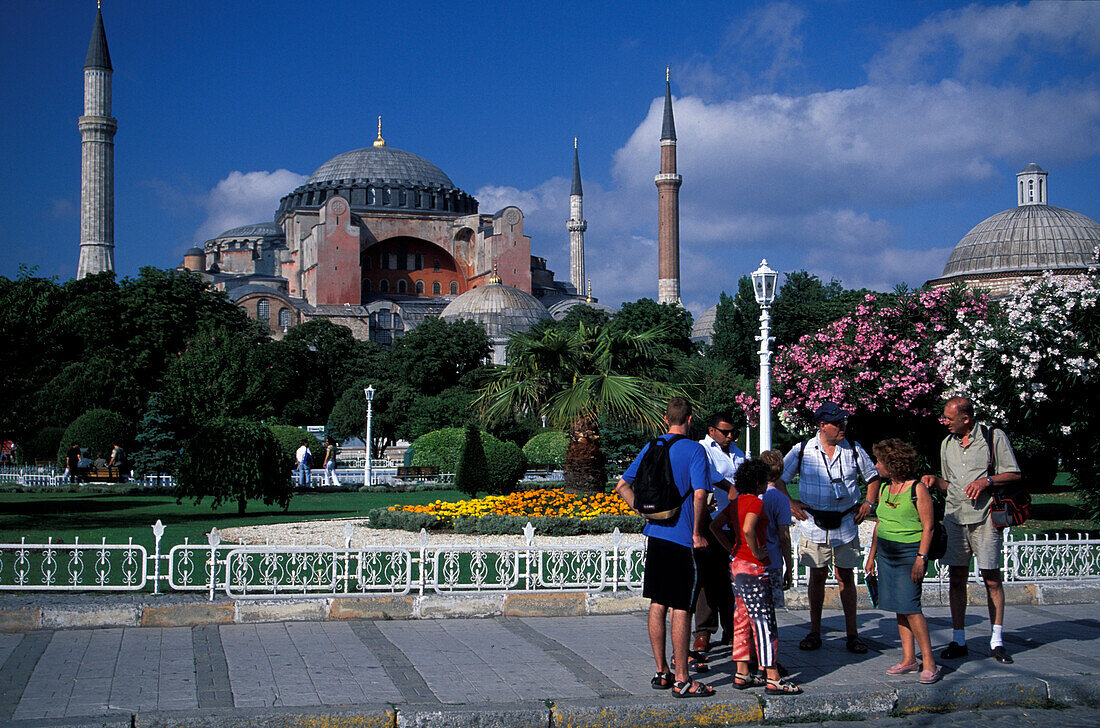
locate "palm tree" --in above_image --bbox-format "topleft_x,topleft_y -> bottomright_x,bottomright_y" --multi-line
475,321 -> 683,492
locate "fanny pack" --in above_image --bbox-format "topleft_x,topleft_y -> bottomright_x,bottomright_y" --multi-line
803,503 -> 859,531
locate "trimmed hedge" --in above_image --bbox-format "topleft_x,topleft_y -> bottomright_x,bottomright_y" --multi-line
57,409 -> 134,466
366,507 -> 642,535
411,427 -> 526,495
522,430 -> 568,469
267,425 -> 323,468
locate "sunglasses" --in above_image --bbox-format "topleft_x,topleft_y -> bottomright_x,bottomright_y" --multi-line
713,428 -> 736,436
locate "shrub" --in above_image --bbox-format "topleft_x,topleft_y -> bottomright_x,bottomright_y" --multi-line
21,426 -> 65,465
267,425 -> 323,468
176,418 -> 292,514
522,430 -> 568,468
57,409 -> 134,466
411,427 -> 526,495
132,393 -> 179,476
454,422 -> 489,497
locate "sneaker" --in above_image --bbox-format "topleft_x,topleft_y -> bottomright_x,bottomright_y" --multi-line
939,641 -> 968,660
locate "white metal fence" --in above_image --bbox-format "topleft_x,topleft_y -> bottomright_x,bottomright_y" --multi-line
1,521 -> 1097,599
0,465 -> 436,489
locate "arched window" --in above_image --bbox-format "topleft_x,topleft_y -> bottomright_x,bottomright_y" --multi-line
1028,179 -> 1034,202
393,313 -> 402,329
432,281 -> 442,296
378,310 -> 391,328
256,299 -> 270,325
450,281 -> 459,295
278,308 -> 291,329
415,280 -> 425,294
397,279 -> 408,294
1038,178 -> 1044,202
380,279 -> 390,293
434,259 -> 441,271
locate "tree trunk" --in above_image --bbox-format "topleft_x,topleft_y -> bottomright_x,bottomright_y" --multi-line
563,416 -> 607,493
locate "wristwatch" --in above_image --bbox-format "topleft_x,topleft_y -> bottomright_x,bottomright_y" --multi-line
986,476 -> 994,488
918,553 -> 928,562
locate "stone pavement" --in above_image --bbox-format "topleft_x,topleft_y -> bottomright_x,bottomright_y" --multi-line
0,604 -> 1098,727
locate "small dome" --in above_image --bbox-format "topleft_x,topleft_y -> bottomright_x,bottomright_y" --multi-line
691,304 -> 718,345
547,298 -> 615,321
211,222 -> 283,240
308,146 -> 455,188
942,204 -> 1100,278
441,279 -> 550,339
184,246 -> 204,257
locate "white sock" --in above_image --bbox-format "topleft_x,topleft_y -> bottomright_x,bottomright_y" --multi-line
990,625 -> 1003,649
953,629 -> 966,646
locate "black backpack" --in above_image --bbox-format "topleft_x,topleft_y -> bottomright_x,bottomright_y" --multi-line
977,425 -> 1031,528
632,434 -> 690,523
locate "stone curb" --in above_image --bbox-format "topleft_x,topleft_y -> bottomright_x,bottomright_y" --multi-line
3,582 -> 1098,632
2,677 -> 1096,728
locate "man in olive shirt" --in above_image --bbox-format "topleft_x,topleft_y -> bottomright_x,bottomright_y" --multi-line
922,396 -> 1021,664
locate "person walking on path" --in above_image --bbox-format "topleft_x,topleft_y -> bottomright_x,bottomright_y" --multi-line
778,401 -> 881,654
322,436 -> 341,487
921,395 -> 1020,664
692,412 -> 743,654
64,442 -> 81,483
711,459 -> 802,695
615,397 -> 716,698
295,439 -> 312,489
865,439 -> 941,684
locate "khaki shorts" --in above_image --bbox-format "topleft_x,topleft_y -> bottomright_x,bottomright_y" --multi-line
943,517 -> 1003,571
798,536 -> 862,570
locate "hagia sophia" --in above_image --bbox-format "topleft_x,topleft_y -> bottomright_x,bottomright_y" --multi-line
77,9 -> 1099,357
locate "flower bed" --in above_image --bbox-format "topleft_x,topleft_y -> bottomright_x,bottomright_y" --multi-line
369,488 -> 642,535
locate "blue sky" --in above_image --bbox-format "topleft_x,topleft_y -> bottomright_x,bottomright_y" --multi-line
3,1 -> 1098,316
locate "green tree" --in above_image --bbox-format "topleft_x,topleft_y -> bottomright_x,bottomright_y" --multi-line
281,318 -> 383,402
522,430 -> 569,468
772,271 -> 871,347
613,298 -> 696,359
388,317 -> 491,396
707,278 -> 759,377
476,322 -> 682,492
267,424 -> 323,470
175,418 -> 292,514
132,393 -> 179,476
454,422 -> 490,497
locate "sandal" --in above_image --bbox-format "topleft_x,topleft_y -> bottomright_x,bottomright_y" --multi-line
765,677 -> 803,695
670,653 -> 710,673
846,635 -> 869,654
798,631 -> 821,651
651,671 -> 674,690
732,672 -> 764,690
673,679 -> 716,698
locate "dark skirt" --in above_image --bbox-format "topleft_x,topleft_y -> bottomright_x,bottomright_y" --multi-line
875,538 -> 923,614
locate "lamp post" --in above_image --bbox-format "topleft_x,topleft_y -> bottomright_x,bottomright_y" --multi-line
751,259 -> 778,453
363,385 -> 375,487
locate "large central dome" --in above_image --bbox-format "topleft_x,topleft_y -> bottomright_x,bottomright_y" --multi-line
308,146 -> 455,188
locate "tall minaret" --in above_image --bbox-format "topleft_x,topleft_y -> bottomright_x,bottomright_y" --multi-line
568,138 -> 587,294
77,3 -> 117,279
655,68 -> 682,305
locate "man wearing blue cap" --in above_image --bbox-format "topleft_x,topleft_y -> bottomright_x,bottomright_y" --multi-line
777,402 -> 881,653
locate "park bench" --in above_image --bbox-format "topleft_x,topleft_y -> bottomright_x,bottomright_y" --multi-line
81,466 -> 126,483
394,466 -> 441,483
524,464 -> 557,478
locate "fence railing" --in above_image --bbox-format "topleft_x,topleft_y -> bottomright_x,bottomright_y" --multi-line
1,522 -> 1097,599
0,468 -> 452,489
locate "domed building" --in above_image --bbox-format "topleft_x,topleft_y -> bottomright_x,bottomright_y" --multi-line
180,121 -> 588,343
929,164 -> 1100,296
690,303 -> 719,347
441,271 -> 552,363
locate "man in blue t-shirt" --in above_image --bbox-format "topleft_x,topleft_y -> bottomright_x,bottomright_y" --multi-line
615,397 -> 715,698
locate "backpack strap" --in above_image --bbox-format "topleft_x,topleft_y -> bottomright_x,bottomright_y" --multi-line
979,423 -> 996,476
796,437 -> 811,476
654,433 -> 692,505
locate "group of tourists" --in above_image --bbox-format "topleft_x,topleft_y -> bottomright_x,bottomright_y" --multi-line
614,395 -> 1019,698
62,441 -> 128,482
295,437 -> 343,488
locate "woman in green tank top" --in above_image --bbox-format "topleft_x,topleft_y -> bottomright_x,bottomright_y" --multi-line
865,439 -> 940,684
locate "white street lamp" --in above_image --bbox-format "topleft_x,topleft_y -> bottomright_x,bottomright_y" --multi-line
363,385 -> 375,487
751,259 -> 778,453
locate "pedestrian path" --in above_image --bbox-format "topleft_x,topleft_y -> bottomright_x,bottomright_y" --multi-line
0,604 -> 1097,727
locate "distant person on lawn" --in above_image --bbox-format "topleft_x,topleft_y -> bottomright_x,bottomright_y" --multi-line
615,397 -> 716,698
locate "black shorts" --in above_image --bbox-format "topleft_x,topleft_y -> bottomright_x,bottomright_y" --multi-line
642,536 -> 700,611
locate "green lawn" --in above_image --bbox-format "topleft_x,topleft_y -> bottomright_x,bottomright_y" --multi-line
0,489 -> 468,551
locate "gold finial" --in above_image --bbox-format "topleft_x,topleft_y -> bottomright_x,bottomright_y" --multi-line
98,0 -> 102,8
574,136 -> 578,150
666,66 -> 670,83
373,116 -> 386,147
488,262 -> 502,285
586,279 -> 593,303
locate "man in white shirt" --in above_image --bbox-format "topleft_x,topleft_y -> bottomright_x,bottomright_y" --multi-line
692,413 -> 743,653
295,440 -> 311,488
778,402 -> 881,654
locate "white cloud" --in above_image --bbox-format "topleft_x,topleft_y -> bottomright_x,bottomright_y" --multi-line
868,2 -> 1100,84
195,169 -> 307,242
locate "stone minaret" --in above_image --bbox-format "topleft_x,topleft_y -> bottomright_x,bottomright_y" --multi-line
655,69 -> 682,305
77,4 -> 117,279
568,138 -> 587,293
